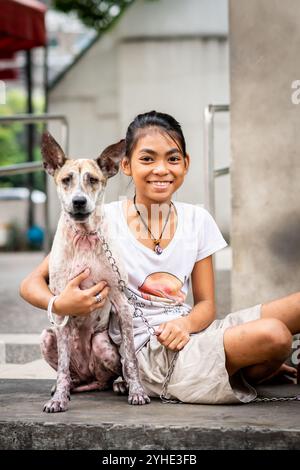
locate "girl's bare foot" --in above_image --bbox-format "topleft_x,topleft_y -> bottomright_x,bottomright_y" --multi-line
257,363 -> 297,385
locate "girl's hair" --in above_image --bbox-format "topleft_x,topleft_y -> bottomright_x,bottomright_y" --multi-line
125,110 -> 187,160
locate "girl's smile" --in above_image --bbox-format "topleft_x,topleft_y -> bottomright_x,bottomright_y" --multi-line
147,181 -> 173,190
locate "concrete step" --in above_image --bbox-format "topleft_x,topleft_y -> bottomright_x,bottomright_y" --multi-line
0,358 -> 55,380
0,334 -> 42,364
0,252 -> 49,334
0,379 -> 300,450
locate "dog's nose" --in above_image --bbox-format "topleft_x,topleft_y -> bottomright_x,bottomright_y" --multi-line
73,196 -> 87,210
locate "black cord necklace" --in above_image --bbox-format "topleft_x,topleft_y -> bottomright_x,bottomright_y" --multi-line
133,194 -> 173,255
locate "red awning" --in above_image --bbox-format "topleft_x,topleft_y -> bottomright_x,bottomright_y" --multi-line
0,67 -> 18,80
0,0 -> 47,59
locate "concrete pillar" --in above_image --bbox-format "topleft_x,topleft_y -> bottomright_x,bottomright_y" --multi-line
229,0 -> 300,310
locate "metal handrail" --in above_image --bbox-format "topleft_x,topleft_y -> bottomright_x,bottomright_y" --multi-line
0,161 -> 43,176
0,113 -> 69,153
0,113 -> 69,252
203,104 -> 230,217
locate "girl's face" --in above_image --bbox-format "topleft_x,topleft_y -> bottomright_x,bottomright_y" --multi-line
121,127 -> 190,206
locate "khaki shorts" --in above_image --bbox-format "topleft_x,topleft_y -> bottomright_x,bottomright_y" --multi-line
136,304 -> 262,404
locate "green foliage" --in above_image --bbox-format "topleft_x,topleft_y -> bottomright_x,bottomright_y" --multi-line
0,89 -> 45,191
53,0 -> 158,32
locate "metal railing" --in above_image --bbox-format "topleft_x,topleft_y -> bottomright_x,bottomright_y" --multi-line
203,104 -> 230,217
0,113 -> 69,252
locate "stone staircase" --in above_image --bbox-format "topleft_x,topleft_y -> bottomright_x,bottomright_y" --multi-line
0,252 -> 48,379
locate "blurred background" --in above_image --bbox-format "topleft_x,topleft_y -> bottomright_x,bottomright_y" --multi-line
0,0 -> 230,253
0,0 -> 232,367
1,0 -> 300,369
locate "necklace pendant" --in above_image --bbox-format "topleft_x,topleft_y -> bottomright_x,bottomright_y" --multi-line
154,243 -> 163,255
133,194 -> 173,257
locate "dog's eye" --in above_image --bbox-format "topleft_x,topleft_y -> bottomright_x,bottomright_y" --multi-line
89,176 -> 99,185
62,176 -> 72,185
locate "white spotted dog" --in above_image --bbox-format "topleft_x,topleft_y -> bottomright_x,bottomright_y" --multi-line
40,132 -> 150,412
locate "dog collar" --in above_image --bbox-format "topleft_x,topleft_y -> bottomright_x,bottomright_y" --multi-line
65,215 -> 104,237
72,227 -> 98,236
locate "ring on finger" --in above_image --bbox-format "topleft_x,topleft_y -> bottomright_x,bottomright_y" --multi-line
95,293 -> 103,303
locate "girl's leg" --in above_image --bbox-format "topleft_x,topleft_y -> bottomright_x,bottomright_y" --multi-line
223,318 -> 292,383
260,291 -> 300,334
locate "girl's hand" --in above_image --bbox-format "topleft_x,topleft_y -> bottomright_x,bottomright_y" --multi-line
53,269 -> 110,317
155,317 -> 190,351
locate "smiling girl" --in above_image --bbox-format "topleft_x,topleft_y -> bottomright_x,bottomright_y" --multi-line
20,110 -> 298,404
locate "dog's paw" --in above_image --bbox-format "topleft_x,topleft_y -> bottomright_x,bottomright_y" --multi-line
43,394 -> 70,413
113,376 -> 128,395
128,385 -> 151,405
128,391 -> 151,405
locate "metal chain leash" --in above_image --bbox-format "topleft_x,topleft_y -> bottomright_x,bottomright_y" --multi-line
97,230 -> 156,334
97,227 -> 180,403
254,395 -> 300,403
97,230 -> 127,293
160,351 -> 181,404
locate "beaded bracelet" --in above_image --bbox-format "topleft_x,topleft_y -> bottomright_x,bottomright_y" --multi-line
47,295 -> 69,328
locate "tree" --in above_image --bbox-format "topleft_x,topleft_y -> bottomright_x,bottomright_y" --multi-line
54,0 -> 158,32
0,89 -> 44,190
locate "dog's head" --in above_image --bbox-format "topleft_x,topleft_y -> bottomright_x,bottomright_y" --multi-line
41,132 -> 125,222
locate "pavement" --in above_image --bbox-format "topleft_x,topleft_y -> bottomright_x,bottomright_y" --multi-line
0,379 -> 300,450
0,358 -> 55,380
1,250 -> 300,450
0,252 -> 48,335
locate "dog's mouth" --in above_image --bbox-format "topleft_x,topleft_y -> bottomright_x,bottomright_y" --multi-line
68,211 -> 92,222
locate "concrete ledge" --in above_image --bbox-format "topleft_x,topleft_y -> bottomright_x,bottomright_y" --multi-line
0,359 -> 56,380
0,335 -> 41,364
1,379 -> 300,450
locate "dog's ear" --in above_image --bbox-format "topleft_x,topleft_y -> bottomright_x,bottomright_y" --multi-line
41,132 -> 66,176
96,139 -> 126,178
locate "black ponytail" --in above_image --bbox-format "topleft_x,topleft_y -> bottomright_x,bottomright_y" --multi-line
125,110 -> 187,160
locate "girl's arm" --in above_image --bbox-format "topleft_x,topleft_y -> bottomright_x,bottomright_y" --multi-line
185,254 -> 216,332
19,255 -> 110,316
156,255 -> 215,351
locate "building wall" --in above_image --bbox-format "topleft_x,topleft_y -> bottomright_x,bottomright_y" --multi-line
48,0 -> 230,238
229,0 -> 300,309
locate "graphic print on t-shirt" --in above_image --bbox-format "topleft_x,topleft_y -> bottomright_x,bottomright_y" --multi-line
138,272 -> 186,305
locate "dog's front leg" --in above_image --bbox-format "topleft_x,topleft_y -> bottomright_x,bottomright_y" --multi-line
112,292 -> 150,405
43,325 -> 72,413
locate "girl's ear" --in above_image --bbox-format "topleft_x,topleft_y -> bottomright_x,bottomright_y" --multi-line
184,153 -> 190,174
41,132 -> 66,176
120,155 -> 132,176
96,139 -> 126,178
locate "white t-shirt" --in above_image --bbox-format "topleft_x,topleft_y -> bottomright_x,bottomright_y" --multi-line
105,199 -> 228,352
